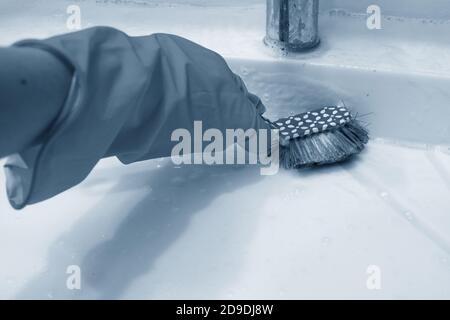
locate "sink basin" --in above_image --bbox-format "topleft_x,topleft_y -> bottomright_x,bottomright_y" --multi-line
1,0 -> 449,299
228,57 -> 450,145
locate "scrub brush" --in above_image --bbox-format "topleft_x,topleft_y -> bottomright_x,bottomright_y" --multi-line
266,105 -> 369,169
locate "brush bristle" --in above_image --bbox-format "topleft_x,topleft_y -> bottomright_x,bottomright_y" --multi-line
279,119 -> 369,169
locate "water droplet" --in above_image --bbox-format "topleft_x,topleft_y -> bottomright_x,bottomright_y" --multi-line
403,211 -> 414,221
321,237 -> 331,246
379,191 -> 389,198
171,177 -> 184,184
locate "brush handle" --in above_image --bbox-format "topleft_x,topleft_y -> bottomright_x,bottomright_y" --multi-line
269,106 -> 352,141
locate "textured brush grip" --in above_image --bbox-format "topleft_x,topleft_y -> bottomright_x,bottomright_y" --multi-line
269,106 -> 352,141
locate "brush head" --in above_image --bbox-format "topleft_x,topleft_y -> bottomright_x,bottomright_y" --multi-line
267,106 -> 369,169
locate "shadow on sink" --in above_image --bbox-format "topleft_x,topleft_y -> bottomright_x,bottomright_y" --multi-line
16,161 -> 265,299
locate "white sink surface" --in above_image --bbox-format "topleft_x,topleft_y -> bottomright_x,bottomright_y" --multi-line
1,142 -> 449,299
1,0 -> 450,299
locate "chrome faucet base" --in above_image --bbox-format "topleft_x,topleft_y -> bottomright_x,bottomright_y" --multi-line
263,35 -> 320,52
265,0 -> 320,53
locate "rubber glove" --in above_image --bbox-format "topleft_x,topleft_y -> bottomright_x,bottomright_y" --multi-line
4,27 -> 271,209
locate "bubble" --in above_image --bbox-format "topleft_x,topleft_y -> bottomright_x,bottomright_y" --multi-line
321,237 -> 331,246
170,177 -> 184,184
379,191 -> 389,198
240,67 -> 249,76
403,211 -> 414,221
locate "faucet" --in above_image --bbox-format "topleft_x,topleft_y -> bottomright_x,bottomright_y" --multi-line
265,0 -> 320,52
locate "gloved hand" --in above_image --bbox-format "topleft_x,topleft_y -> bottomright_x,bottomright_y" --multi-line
4,27 -> 271,209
